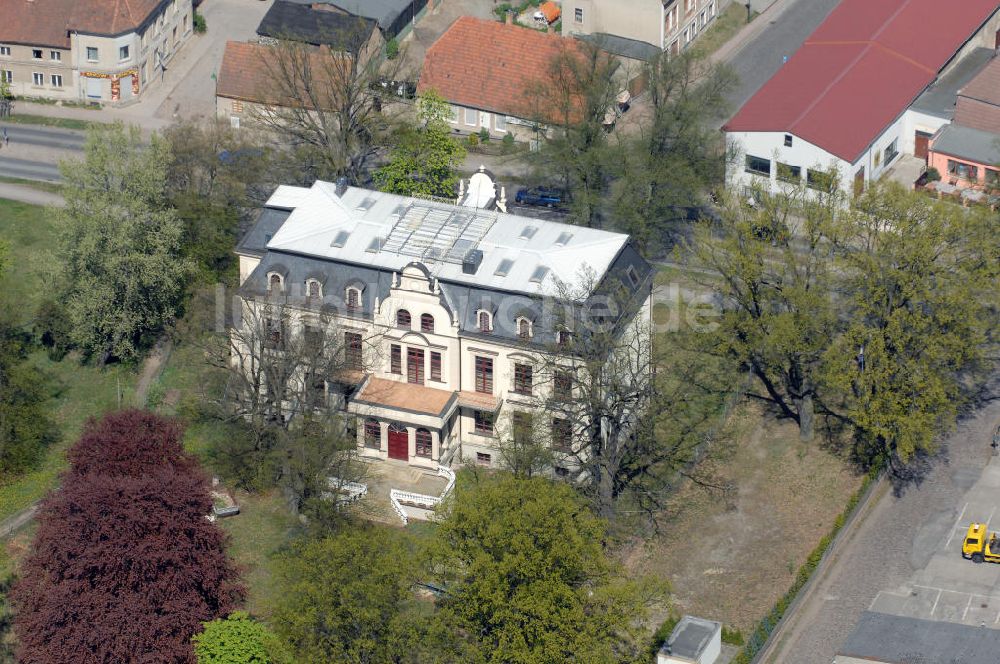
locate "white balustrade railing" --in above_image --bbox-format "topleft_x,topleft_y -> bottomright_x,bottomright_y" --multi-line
389,465 -> 457,526
325,477 -> 368,505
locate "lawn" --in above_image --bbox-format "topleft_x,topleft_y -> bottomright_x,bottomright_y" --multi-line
693,3 -> 758,57
0,177 -> 63,195
0,198 -> 61,321
3,113 -> 101,131
0,199 -> 139,524
622,402 -> 861,633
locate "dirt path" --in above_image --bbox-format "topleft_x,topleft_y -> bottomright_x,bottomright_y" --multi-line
134,337 -> 172,407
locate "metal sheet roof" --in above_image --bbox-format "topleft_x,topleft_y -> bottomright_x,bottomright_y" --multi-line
262,181 -> 630,296
839,611 -> 1000,663
931,123 -> 1000,166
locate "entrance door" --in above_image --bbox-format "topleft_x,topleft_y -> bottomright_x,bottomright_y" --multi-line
407,348 -> 424,385
120,75 -> 133,100
995,28 -> 1000,49
388,424 -> 408,460
915,130 -> 932,161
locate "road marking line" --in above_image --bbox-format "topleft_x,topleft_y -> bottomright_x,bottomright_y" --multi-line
963,594 -> 974,621
946,502 -> 970,549
869,592 -> 881,611
987,507 -> 996,533
931,589 -> 943,616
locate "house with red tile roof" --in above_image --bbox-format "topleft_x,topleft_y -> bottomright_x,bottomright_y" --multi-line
0,0 -> 193,103
417,16 -> 587,142
724,0 -> 1000,199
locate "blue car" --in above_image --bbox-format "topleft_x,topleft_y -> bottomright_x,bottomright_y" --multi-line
515,187 -> 564,207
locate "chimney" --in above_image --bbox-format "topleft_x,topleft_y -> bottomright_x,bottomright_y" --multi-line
505,10 -> 514,24
335,176 -> 348,196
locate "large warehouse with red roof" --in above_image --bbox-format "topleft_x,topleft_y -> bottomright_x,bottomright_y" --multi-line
724,0 -> 1000,198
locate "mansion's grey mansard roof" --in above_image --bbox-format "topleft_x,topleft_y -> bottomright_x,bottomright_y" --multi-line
238,180 -> 652,346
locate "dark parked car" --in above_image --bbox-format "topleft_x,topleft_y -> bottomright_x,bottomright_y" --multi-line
515,187 -> 565,207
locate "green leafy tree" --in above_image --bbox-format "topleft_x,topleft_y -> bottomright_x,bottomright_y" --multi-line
193,612 -> 287,664
823,183 -> 1000,468
686,184 -> 840,441
55,122 -> 191,362
374,92 -> 466,199
430,474 -> 666,663
273,527 -> 410,663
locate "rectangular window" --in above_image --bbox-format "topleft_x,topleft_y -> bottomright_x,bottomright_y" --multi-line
554,370 -> 572,399
0,46 -> 9,56
494,114 -> 507,132
32,49 -> 42,59
783,134 -> 793,147
745,155 -> 771,176
86,46 -> 98,61
415,430 -> 433,457
574,7 -> 583,22
407,347 -> 425,385
364,419 -> 381,448
476,451 -> 492,466
450,105 -> 459,123
513,363 -> 532,395
512,411 -> 532,445
302,324 -> 322,352
264,317 -> 284,350
465,107 -> 476,125
390,344 -> 401,374
776,162 -> 801,183
430,351 -> 442,382
119,45 -> 130,60
474,410 -> 493,434
474,356 -> 493,394
552,418 -> 572,451
32,72 -> 43,86
50,50 -> 60,61
806,168 -> 834,192
985,169 -> 999,187
883,139 -> 898,166
345,332 -> 362,370
947,159 -> 978,181
2,70 -> 11,83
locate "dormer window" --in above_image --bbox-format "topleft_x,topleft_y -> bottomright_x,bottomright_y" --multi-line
267,272 -> 284,294
396,309 -> 411,329
346,287 -> 361,311
306,279 -> 322,299
420,313 -> 434,333
516,317 -> 532,341
557,330 -> 572,348
477,310 -> 492,334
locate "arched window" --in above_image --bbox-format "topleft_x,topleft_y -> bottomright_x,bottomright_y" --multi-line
306,279 -> 321,298
517,318 -> 532,341
364,418 -> 380,448
396,309 -> 411,329
478,310 -> 492,333
268,273 -> 283,294
415,428 -> 432,457
420,313 -> 434,333
346,287 -> 361,311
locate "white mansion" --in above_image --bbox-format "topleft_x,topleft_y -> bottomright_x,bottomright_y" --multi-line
235,179 -> 653,471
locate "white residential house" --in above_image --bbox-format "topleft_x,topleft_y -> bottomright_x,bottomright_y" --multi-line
724,0 -> 1000,199
234,180 -> 653,471
561,0 -> 720,55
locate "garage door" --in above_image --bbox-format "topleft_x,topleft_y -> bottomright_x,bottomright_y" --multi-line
85,77 -> 102,99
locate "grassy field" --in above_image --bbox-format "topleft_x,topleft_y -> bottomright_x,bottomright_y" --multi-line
0,199 -> 140,524
3,113 -> 100,131
0,177 -> 63,194
693,3 -> 758,57
623,403 -> 861,633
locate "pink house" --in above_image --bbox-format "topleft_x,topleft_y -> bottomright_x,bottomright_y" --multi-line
927,54 -> 1000,189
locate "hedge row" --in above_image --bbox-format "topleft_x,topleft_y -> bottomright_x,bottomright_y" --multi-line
731,464 -> 881,664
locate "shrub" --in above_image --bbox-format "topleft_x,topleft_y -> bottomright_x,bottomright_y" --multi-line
493,2 -> 513,20
925,166 -> 941,181
466,133 -> 479,147
722,625 -> 745,646
501,132 -> 516,154
35,299 -> 73,361
478,127 -> 491,143
385,38 -> 399,60
193,11 -> 207,33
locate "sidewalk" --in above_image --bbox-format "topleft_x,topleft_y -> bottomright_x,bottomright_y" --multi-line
711,0 -> 800,64
0,182 -> 65,207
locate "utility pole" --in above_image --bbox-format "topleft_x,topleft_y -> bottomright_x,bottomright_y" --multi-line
745,2 -> 753,23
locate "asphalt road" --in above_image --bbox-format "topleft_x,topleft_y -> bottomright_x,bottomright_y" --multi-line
0,122 -> 86,182
0,122 -> 85,151
764,374 -> 1000,663
0,156 -> 61,182
722,0 -> 842,117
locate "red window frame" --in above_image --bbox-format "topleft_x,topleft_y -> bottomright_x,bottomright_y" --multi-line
415,428 -> 433,457
420,313 -> 434,333
517,319 -> 531,341
478,311 -> 491,333
474,410 -> 493,434
513,363 -> 532,395
554,370 -> 572,399
390,344 -> 401,374
476,452 -> 492,466
474,356 -> 493,394
552,417 -> 572,451
344,332 -> 362,370
346,287 -> 360,311
430,351 -> 442,382
364,418 -> 380,448
407,347 -> 425,385
396,309 -> 411,329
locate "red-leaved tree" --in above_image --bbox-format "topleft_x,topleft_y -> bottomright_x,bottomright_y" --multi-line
11,410 -> 244,664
